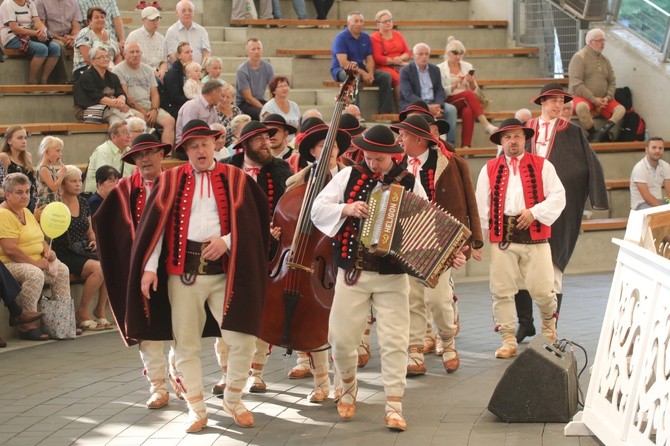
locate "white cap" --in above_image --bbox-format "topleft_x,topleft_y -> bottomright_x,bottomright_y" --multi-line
141,6 -> 161,20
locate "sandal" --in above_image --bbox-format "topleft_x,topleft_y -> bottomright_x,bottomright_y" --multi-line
77,320 -> 105,331
95,318 -> 115,330
18,328 -> 49,341
136,1 -> 146,10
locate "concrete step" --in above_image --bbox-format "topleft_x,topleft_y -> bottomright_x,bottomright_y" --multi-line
117,0 -> 180,11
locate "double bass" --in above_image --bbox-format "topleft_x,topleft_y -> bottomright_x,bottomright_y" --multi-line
259,65 -> 359,351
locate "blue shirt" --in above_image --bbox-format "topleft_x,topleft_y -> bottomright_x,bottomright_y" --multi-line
330,28 -> 372,80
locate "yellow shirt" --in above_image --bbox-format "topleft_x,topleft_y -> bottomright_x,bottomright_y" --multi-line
0,208 -> 44,263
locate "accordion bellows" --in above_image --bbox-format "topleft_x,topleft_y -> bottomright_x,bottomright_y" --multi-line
359,184 -> 471,288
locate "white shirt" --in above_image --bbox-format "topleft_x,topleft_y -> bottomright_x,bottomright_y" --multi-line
145,162 -> 231,272
630,157 -> 670,209
311,165 -> 427,238
475,153 -> 566,231
126,26 -> 166,70
534,117 -> 558,158
406,149 -> 430,177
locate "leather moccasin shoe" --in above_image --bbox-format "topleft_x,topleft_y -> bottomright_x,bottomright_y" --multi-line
224,402 -> 254,428
146,392 -> 169,409
384,411 -> 407,432
288,365 -> 313,379
185,417 -> 207,433
212,383 -> 225,395
443,355 -> 460,373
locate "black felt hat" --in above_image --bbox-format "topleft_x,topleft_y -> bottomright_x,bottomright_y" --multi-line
399,100 -> 432,121
232,121 -> 279,150
174,119 -> 223,154
390,115 -> 437,145
297,120 -> 351,163
352,125 -> 404,154
531,82 -> 573,105
122,133 -> 171,164
262,113 -> 297,134
489,118 -> 535,145
338,113 -> 366,136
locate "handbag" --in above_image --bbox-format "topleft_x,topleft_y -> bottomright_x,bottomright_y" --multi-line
474,86 -> 492,111
82,104 -> 108,124
67,230 -> 99,260
38,296 -> 76,340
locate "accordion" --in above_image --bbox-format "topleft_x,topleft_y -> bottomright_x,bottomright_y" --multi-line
359,183 -> 471,287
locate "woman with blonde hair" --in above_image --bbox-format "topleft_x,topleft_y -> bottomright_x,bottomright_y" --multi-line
437,36 -> 497,148
1,125 -> 37,211
52,165 -> 112,331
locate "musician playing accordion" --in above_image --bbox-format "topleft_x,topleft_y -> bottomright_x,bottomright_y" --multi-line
475,118 -> 566,359
311,125 -> 465,432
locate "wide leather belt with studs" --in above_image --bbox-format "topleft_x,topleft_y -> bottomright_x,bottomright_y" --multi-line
183,240 -> 224,276
502,216 -> 547,245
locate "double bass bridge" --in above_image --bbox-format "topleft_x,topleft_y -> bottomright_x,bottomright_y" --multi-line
286,261 -> 314,274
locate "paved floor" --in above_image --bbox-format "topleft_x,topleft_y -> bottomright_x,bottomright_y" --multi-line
0,273 -> 612,446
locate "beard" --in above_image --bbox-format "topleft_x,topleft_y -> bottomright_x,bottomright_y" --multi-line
246,144 -> 273,165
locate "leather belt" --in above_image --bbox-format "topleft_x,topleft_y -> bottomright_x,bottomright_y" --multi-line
502,216 -> 547,245
183,240 -> 224,275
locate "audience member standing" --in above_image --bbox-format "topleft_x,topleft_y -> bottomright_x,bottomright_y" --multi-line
568,28 -> 625,142
35,136 -> 66,208
231,0 -> 272,21
630,137 -> 670,210
77,0 -> 125,50
331,12 -> 393,114
236,38 -> 274,121
126,6 -> 168,79
0,0 -> 61,84
165,0 -> 211,64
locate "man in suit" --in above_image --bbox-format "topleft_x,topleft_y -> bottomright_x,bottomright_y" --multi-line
399,43 -> 457,145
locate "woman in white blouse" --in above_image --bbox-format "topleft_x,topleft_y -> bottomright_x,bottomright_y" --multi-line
260,76 -> 301,131
437,36 -> 497,148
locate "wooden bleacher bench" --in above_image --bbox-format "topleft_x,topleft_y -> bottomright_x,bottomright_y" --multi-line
0,122 -> 108,135
0,84 -> 73,94
4,48 -> 74,58
605,178 -> 630,190
580,217 -> 628,231
323,77 -> 569,89
77,158 -> 186,175
231,19 -> 508,28
277,47 -> 539,58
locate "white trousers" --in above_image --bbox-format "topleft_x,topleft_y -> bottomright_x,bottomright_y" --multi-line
408,268 -> 456,348
489,243 -> 557,333
167,274 -> 256,414
328,269 -> 409,398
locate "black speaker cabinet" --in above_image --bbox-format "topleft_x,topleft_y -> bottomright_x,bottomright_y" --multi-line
488,335 -> 579,423
560,0 -> 608,21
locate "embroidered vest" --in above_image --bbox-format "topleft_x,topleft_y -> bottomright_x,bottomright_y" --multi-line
334,162 -> 415,274
485,154 -> 551,242
164,163 -> 230,275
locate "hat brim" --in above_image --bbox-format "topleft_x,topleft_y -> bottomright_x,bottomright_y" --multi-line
399,107 -> 431,122
265,121 -> 297,135
531,90 -> 573,105
122,142 -> 172,164
390,121 -> 434,141
489,125 -> 535,145
352,134 -> 404,154
175,128 -> 223,153
232,127 -> 279,151
343,124 -> 366,136
298,128 -> 351,162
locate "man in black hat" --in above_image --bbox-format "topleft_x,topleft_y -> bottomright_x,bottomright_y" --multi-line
262,113 -> 297,160
125,119 -> 270,432
94,133 -> 191,411
514,84 -> 608,343
221,121 -> 291,394
310,125 -> 427,432
336,113 -> 366,166
391,115 -> 481,375
475,118 -> 565,359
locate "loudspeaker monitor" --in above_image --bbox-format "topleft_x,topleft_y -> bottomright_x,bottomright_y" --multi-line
488,335 -> 579,423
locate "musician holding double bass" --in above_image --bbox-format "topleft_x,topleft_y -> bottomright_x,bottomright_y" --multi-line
311,125 -> 465,432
